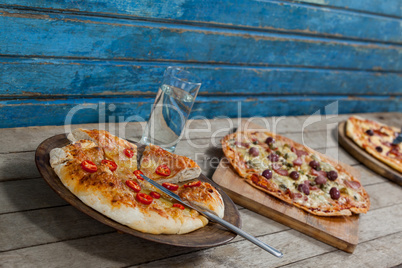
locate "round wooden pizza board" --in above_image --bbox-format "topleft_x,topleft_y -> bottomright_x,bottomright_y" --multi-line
35,134 -> 241,248
338,121 -> 402,186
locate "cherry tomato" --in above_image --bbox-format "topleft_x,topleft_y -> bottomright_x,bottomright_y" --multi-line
162,182 -> 179,191
101,159 -> 117,172
81,160 -> 97,173
125,180 -> 141,192
136,193 -> 153,205
184,180 -> 201,188
133,170 -> 144,180
173,203 -> 185,210
124,148 -> 134,158
155,164 -> 171,176
149,191 -> 161,199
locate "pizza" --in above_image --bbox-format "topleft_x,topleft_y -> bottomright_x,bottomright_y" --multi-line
140,144 -> 202,184
221,131 -> 370,216
346,116 -> 402,173
50,129 -> 224,234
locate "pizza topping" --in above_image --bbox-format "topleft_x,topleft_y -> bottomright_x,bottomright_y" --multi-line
315,175 -> 327,185
311,169 -> 327,177
387,146 -> 402,158
268,153 -> 279,162
293,157 -> 303,166
125,180 -> 141,192
344,180 -> 361,190
365,129 -> 374,136
162,182 -> 179,191
265,137 -> 275,145
329,187 -> 340,200
373,129 -> 389,137
291,147 -> 308,157
123,148 -> 134,158
262,169 -> 273,179
289,171 -> 300,180
173,203 -> 185,210
297,184 -> 310,195
326,170 -> 338,181
309,160 -> 320,170
81,160 -> 98,173
155,165 -> 171,176
272,164 -> 289,176
149,191 -> 161,199
291,192 -> 303,200
235,141 -> 250,148
249,147 -> 259,157
133,170 -> 144,180
184,180 -> 201,188
136,192 -> 153,205
101,159 -> 117,172
375,146 -> 383,153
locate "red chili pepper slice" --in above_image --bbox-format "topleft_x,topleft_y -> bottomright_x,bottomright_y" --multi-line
136,193 -> 153,205
172,203 -> 185,210
155,164 -> 171,176
184,180 -> 201,188
81,160 -> 98,173
125,180 -> 141,192
133,170 -> 144,180
162,182 -> 179,191
123,148 -> 134,158
101,159 -> 117,172
149,191 -> 161,199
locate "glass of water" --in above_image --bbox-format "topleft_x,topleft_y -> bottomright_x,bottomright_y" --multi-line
140,67 -> 201,152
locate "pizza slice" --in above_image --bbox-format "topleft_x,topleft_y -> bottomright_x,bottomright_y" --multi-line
221,131 -> 370,216
346,116 -> 402,173
140,144 -> 202,184
68,128 -> 138,171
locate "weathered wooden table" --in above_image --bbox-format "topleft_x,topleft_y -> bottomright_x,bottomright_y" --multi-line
1,112 -> 401,267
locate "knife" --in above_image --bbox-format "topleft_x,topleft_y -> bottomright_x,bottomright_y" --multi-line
140,174 -> 283,258
392,128 -> 402,145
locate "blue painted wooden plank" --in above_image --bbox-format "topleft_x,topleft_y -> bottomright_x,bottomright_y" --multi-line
1,0 -> 401,43
1,96 -> 400,128
1,58 -> 401,97
0,9 -> 401,71
294,0 -> 402,18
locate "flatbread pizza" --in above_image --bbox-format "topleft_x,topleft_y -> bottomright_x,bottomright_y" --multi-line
221,131 -> 370,216
50,129 -> 224,234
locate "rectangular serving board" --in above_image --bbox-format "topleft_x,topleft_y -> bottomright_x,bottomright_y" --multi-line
212,121 -> 360,253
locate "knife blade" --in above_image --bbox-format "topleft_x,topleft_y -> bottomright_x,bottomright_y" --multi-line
140,174 -> 283,258
392,128 -> 402,145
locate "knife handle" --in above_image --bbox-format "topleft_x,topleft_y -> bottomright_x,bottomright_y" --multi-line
203,211 -> 283,258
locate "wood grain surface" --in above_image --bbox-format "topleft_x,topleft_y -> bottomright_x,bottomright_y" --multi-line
34,134 -> 241,248
338,121 -> 402,186
0,1 -> 401,128
212,120 -> 362,253
1,113 -> 402,267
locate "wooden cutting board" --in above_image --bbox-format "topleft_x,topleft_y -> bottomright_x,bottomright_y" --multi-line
212,121 -> 360,253
338,121 -> 402,186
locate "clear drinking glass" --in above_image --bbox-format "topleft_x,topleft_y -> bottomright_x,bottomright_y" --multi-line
140,67 -> 201,152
